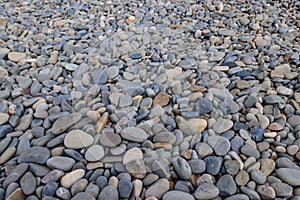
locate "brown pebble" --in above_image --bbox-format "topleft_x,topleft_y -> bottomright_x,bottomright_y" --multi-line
153,92 -> 169,107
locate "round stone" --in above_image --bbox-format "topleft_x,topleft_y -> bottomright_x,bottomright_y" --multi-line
99,132 -> 121,147
20,172 -> 36,195
204,156 -> 222,175
145,178 -> 170,199
212,118 -> 233,134
8,52 -> 26,62
46,156 -> 75,171
250,169 -> 266,184
123,147 -> 143,165
85,145 -> 105,161
18,146 -> 50,164
99,185 -> 118,200
173,157 -> 192,180
196,98 -> 213,114
163,190 -> 195,200
216,174 -> 237,196
277,168 -> 300,186
64,130 -> 94,149
235,170 -> 250,186
65,63 -> 79,71
0,113 -> 9,125
207,136 -> 230,156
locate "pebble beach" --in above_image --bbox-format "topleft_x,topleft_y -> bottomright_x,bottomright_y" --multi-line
0,0 -> 300,199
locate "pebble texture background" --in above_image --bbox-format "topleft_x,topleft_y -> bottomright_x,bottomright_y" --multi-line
0,0 -> 300,200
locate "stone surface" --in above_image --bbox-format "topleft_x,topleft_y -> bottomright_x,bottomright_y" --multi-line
277,168 -> 300,186
46,156 -> 75,171
85,145 -> 105,161
163,190 -> 195,200
18,147 -> 50,164
173,157 -> 192,180
207,136 -> 230,156
64,130 -> 94,149
121,127 -> 149,142
145,178 -> 170,199
213,118 -> 233,134
60,169 -> 85,188
194,183 -> 219,200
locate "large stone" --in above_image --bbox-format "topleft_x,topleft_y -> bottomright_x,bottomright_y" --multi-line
194,183 -> 219,200
216,174 -> 237,196
145,178 -> 170,199
85,145 -> 105,161
20,172 -> 36,195
46,156 -> 75,171
2,163 -> 28,188
60,169 -> 85,188
173,157 -> 192,180
212,118 -> 233,134
8,52 -> 26,62
207,136 -> 230,156
163,190 -> 195,200
98,186 -> 118,200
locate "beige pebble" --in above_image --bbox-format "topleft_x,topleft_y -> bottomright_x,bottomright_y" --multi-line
188,118 -> 207,132
109,176 -> 119,187
133,179 -> 143,197
123,147 -> 143,165
60,169 -> 85,188
287,145 -> 299,156
275,146 -> 286,153
264,132 -> 277,138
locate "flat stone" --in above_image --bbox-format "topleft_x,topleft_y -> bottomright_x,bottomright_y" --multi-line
0,48 -> 10,59
20,172 -> 36,195
121,127 -> 149,142
207,136 -> 230,156
46,156 -> 75,171
225,194 -> 249,200
257,185 -> 276,199
0,147 -> 16,165
224,160 -> 240,175
188,118 -> 207,132
217,174 -> 237,196
72,192 -> 95,200
235,170 -> 249,186
277,168 -> 300,186
0,124 -> 13,138
98,185 -> 118,200
123,147 -> 143,165
42,182 -> 58,197
173,157 -> 192,180
3,163 -> 28,188
151,159 -> 171,178
213,118 -> 233,134
51,113 -> 82,135
194,183 -> 219,200
145,178 -> 170,199
8,52 -> 26,62
64,130 -> 94,149
188,159 -> 206,174
28,163 -> 51,177
85,145 -> 105,161
240,186 -> 260,200
163,190 -> 195,200
6,188 -> 25,200
60,169 -> 85,188
18,146 -> 50,164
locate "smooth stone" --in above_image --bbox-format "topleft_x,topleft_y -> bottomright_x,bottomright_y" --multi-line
98,185 -> 118,200
99,132 -> 121,147
188,159 -> 206,174
56,187 -> 71,199
195,142 -> 213,158
64,130 -> 94,149
3,163 -> 28,188
250,169 -> 266,184
0,124 -> 13,138
123,147 -> 143,165
217,174 -> 237,196
224,160 -> 240,175
42,182 -> 58,197
72,192 -> 95,200
85,145 -> 105,161
121,127 -> 149,143
46,156 -> 75,171
251,126 -> 264,142
28,163 -> 51,177
71,179 -> 88,196
132,179 -> 143,197
258,159 -> 275,176
105,66 -> 119,79
240,186 -> 261,200
51,113 -> 82,135
0,147 -> 16,164
8,52 -> 26,62
257,185 -> 276,199
118,179 -> 133,199
41,169 -> 65,184
194,183 -> 219,200
6,188 -> 25,200
240,144 -> 260,159
271,182 -> 293,197
163,190 -> 195,200
188,118 -> 207,132
65,63 -> 79,71
60,169 -> 85,188
225,194 -> 249,200
125,159 -> 147,178
0,113 -> 9,125
153,92 -> 170,107
277,168 -> 300,186
196,98 -> 213,114
213,118 -> 233,134
173,157 -> 192,180
18,146 -> 50,164
20,172 -> 36,195
204,156 -> 222,175
145,178 -> 170,199
207,136 -> 230,156
276,157 -> 300,169
235,170 -> 249,186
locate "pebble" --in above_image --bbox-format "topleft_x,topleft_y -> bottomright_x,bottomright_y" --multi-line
98,185 -> 119,200
118,179 -> 133,199
145,178 -> 170,199
85,145 -> 105,161
3,163 -> 28,188
257,185 -> 276,199
72,192 -> 95,200
204,156 -> 222,175
196,98 -> 213,114
173,157 -> 192,180
277,168 -> 300,186
60,169 -> 85,188
18,146 -> 50,164
250,169 -> 266,184
0,113 -> 9,125
65,63 -> 79,71
207,136 -> 230,156
123,147 -> 143,165
235,170 -> 250,186
46,156 -> 75,171
213,118 -> 233,134
20,172 -> 36,195
194,183 -> 219,200
41,169 -> 64,184
8,52 -> 26,62
121,127 -> 149,142
217,174 -> 237,196
51,113 -> 82,135
163,190 -> 195,200
64,130 -> 94,149
271,182 -> 293,197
